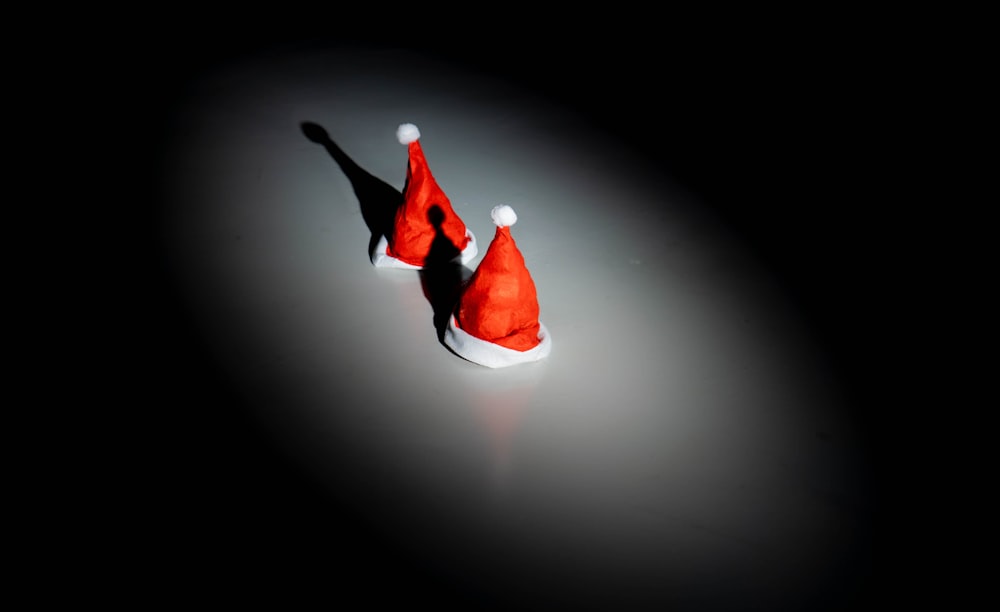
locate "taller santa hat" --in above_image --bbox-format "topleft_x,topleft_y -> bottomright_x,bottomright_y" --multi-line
371,123 -> 478,269
444,205 -> 552,368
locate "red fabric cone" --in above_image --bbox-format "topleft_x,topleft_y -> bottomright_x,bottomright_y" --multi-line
387,140 -> 470,267
455,226 -> 541,352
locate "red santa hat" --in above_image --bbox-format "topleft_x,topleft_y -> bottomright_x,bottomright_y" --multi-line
371,123 -> 478,269
443,205 -> 552,368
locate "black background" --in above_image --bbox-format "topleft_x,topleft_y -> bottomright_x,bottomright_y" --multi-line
39,7 -> 944,609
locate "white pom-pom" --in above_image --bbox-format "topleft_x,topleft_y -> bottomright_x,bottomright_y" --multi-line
491,205 -> 517,228
397,123 -> 420,144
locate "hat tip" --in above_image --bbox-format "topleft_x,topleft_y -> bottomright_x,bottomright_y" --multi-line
491,204 -> 517,227
397,123 -> 420,144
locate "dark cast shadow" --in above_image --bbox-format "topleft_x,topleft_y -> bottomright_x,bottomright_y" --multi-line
301,121 -> 402,260
420,205 -> 473,342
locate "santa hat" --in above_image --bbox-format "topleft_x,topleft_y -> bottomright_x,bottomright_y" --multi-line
371,123 -> 478,269
443,205 -> 552,368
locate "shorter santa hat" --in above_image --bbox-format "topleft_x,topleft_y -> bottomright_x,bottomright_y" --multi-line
371,123 -> 478,269
443,205 -> 552,368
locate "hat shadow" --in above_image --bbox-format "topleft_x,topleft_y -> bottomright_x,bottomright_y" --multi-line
421,205 -> 473,342
300,121 -> 402,260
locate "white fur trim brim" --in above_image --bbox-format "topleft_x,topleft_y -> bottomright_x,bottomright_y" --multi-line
443,316 -> 552,368
371,230 -> 478,269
